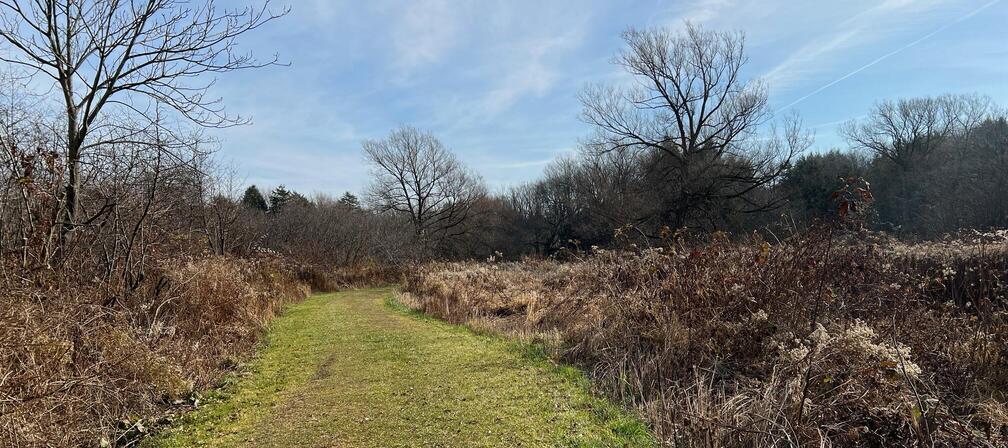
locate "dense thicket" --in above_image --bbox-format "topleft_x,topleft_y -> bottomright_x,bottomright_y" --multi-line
402,230 -> 1008,446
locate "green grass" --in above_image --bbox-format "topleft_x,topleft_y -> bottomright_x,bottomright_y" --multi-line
145,287 -> 656,447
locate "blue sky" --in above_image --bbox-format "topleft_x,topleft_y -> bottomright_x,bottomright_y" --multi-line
210,0 -> 1008,196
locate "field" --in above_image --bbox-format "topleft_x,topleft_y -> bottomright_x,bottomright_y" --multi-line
2,2 -> 1006,446
5,230 -> 1008,447
401,230 -> 1008,446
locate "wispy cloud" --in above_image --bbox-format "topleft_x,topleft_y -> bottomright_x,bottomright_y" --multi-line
478,30 -> 583,116
202,0 -> 1008,194
763,0 -> 950,92
390,0 -> 461,72
651,0 -> 736,25
395,3 -> 592,129
774,0 -> 1000,111
679,0 -> 735,23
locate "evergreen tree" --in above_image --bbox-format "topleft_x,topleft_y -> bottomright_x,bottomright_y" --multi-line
269,185 -> 293,213
289,191 -> 312,209
269,185 -> 312,213
338,192 -> 361,209
241,185 -> 269,212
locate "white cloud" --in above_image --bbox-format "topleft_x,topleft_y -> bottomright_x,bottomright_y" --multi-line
478,30 -> 582,116
375,0 -> 590,120
677,0 -> 735,23
762,0 -> 953,93
391,0 -> 461,71
380,2 -> 592,129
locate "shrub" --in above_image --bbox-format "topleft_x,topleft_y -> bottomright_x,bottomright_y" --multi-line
402,229 -> 1008,446
0,255 -> 310,447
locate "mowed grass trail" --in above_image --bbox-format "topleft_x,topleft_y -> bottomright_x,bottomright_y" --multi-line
146,288 -> 655,447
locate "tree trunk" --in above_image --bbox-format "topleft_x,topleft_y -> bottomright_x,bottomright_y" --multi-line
61,132 -> 81,245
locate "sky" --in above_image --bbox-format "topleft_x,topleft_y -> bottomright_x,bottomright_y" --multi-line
208,0 -> 1008,196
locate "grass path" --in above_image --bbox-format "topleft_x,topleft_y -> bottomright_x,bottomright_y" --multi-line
145,288 -> 655,447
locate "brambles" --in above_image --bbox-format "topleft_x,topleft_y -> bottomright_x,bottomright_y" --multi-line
402,230 -> 1008,446
0,255 -> 311,447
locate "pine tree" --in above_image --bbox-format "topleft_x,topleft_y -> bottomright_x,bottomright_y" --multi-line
269,185 -> 293,213
289,191 -> 312,209
241,185 -> 269,212
269,185 -> 312,213
339,192 -> 361,209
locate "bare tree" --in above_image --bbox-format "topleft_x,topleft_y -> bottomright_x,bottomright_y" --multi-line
504,159 -> 584,255
0,72 -> 64,271
196,160 -> 245,256
0,0 -> 286,245
841,94 -> 992,169
841,94 -> 993,232
579,23 -> 805,229
363,126 -> 486,256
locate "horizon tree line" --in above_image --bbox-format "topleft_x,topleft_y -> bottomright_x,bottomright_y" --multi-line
210,22 -> 1008,263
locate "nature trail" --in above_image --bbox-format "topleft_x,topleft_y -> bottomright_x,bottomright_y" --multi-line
147,288 -> 654,447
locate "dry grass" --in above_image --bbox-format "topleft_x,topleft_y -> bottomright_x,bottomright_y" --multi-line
402,229 -> 1008,447
294,261 -> 402,292
0,255 -> 313,447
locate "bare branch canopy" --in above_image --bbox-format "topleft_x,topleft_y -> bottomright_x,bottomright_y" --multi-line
579,23 -> 808,228
363,126 -> 486,252
0,0 -> 287,244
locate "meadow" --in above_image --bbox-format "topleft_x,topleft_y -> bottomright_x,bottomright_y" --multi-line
0,2 -> 1006,446
401,229 -> 1008,446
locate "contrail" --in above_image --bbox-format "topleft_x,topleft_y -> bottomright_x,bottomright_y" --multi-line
777,0 -> 1001,113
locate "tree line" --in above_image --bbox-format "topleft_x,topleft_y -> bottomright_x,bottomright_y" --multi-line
181,23 -> 1008,264
2,0 -> 1003,275
330,24 -> 1008,261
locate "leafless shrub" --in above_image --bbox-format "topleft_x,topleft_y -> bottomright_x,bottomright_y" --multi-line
403,230 -> 1008,446
0,255 -> 309,447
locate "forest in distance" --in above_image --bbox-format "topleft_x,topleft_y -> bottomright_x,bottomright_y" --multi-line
0,1 -> 1006,447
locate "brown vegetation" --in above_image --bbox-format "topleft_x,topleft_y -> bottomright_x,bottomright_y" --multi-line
0,4 -> 1004,446
0,255 -> 314,447
0,4 -> 406,445
401,229 -> 1008,446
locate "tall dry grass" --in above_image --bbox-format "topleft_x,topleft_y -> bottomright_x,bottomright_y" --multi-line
0,255 -> 312,447
401,229 -> 1008,446
294,260 -> 402,292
